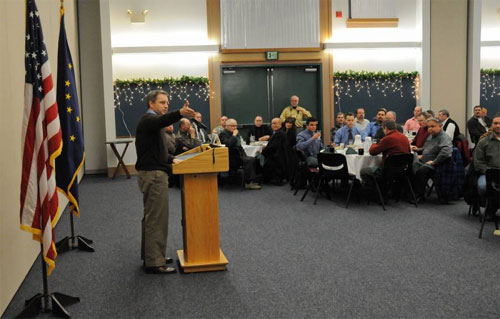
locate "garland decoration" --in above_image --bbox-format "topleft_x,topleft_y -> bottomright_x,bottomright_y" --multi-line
113,76 -> 211,109
480,69 -> 500,101
333,71 -> 419,109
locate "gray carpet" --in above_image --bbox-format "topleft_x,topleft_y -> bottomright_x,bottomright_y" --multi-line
3,174 -> 500,318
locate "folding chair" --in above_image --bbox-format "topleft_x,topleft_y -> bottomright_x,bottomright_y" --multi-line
478,168 -> 500,238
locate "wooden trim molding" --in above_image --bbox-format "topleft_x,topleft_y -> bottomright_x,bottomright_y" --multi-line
346,18 -> 399,28
220,47 -> 321,54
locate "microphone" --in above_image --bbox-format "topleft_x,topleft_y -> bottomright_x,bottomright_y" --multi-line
191,118 -> 208,130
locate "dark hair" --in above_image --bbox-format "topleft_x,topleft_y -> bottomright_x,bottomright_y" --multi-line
439,109 -> 450,117
377,108 -> 387,114
306,117 -> 318,125
356,108 -> 364,114
285,117 -> 295,124
336,112 -> 345,117
418,111 -> 431,119
473,105 -> 482,110
146,90 -> 168,109
382,119 -> 397,131
345,112 -> 355,118
427,109 -> 435,117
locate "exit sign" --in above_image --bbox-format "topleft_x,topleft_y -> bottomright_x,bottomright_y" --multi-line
265,51 -> 279,60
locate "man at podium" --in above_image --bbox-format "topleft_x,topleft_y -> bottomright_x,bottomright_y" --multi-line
135,90 -> 196,274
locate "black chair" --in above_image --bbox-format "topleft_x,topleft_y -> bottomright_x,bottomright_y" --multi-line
301,152 -> 356,207
478,168 -> 500,238
218,166 -> 245,191
291,149 -> 314,195
371,153 -> 418,210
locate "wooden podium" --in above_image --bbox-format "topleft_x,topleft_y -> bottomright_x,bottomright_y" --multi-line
173,145 -> 229,273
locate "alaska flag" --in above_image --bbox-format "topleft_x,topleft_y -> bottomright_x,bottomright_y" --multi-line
55,6 -> 85,217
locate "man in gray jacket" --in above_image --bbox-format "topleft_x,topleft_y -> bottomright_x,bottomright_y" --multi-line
413,117 -> 453,202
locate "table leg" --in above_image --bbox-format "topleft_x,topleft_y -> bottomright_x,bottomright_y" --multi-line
109,143 -> 131,179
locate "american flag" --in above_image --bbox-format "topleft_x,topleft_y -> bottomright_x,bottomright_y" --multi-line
20,0 -> 62,275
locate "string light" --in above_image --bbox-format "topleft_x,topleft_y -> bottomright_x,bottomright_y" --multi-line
480,70 -> 500,101
334,71 -> 418,110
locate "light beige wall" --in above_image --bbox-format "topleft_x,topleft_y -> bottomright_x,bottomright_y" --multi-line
0,0 -> 79,314
430,0 -> 468,129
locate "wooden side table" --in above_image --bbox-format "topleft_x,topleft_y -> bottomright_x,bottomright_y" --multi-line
105,139 -> 134,179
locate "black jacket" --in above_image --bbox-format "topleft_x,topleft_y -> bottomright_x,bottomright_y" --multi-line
219,129 -> 246,170
467,116 -> 491,144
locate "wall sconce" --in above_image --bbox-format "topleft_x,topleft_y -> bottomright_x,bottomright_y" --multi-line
127,9 -> 148,24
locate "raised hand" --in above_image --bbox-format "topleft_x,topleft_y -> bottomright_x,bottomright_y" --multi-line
180,100 -> 196,118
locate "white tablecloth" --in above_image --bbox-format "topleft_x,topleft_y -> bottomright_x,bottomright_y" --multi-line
243,144 -> 264,157
322,149 -> 382,180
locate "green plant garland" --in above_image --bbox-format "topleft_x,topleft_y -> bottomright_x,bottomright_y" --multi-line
334,70 -> 419,79
481,69 -> 500,75
114,75 -> 209,86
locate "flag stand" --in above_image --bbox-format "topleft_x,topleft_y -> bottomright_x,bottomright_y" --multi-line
16,214 -> 80,318
56,213 -> 94,253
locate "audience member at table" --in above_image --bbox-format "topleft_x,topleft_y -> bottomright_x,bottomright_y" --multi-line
375,111 -> 403,139
279,95 -> 312,133
333,112 -> 364,146
247,115 -> 272,143
482,107 -> 491,125
437,109 -> 461,144
262,118 -> 291,185
360,119 -> 411,187
413,117 -> 453,203
163,125 -> 177,187
473,114 -> 500,221
364,108 -> 386,140
411,111 -> 431,153
403,106 -> 422,133
330,112 -> 345,143
213,115 -> 228,136
467,105 -> 491,146
175,118 -> 202,154
355,108 -> 370,131
281,117 -> 297,149
219,119 -> 262,190
190,112 -> 209,144
296,117 -> 323,167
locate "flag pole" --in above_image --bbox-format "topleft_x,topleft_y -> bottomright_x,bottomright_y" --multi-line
15,212 -> 80,318
56,212 -> 94,253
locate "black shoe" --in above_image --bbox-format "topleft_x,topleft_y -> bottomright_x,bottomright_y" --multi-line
143,257 -> 173,267
144,266 -> 177,274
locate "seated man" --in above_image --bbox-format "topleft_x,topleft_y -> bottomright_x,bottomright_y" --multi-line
219,119 -> 262,190
403,106 -> 422,133
360,119 -> 411,188
330,112 -> 345,143
411,111 -> 431,153
467,105 -> 491,146
354,108 -> 370,131
279,95 -> 312,132
296,117 -> 323,167
190,112 -> 209,143
248,115 -> 272,143
473,114 -> 500,220
262,118 -> 290,184
364,108 -> 386,140
212,115 -> 228,136
413,117 -> 453,203
175,118 -> 201,154
374,111 -> 403,139
437,109 -> 461,144
333,112 -> 364,146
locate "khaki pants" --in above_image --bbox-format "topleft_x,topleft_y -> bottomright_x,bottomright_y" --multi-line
137,170 -> 169,267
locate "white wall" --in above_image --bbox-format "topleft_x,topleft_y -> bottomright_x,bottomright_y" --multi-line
107,0 -> 210,168
331,0 -> 419,43
332,48 -> 419,72
481,0 -> 500,41
0,0 -> 79,314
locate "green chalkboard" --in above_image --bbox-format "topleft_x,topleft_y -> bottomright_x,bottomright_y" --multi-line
221,65 -> 322,126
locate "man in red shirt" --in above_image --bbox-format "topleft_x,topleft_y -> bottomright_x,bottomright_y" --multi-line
411,111 -> 431,153
361,119 -> 411,186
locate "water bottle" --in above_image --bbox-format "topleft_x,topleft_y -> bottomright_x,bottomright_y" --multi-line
250,134 -> 255,144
